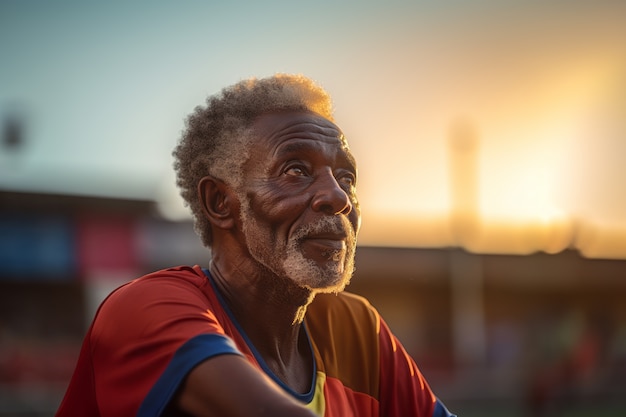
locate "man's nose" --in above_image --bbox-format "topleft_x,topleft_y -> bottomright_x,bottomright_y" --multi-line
311,170 -> 353,215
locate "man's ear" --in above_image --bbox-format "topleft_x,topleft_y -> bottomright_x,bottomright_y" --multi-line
198,175 -> 236,230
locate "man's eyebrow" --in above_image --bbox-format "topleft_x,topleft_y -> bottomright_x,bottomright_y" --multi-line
274,141 -> 312,156
272,139 -> 358,172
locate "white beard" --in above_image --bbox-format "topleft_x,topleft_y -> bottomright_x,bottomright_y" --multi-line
240,201 -> 357,293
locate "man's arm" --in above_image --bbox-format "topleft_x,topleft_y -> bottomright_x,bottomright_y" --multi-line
175,354 -> 317,417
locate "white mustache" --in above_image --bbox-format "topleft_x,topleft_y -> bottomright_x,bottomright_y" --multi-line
293,216 -> 355,241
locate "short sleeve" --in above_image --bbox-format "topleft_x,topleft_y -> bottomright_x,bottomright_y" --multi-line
90,269 -> 238,416
137,333 -> 242,416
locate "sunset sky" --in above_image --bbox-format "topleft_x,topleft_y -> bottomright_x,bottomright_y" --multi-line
1,1 -> 625,258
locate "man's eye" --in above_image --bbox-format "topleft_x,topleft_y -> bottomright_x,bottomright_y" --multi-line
339,174 -> 356,188
285,166 -> 307,176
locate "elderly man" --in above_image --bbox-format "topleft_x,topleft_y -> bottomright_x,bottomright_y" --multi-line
56,74 -> 456,417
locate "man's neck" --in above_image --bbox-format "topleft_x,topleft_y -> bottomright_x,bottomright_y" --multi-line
208,259 -> 316,393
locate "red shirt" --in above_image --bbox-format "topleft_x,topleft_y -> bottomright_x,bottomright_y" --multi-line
55,265 -> 454,417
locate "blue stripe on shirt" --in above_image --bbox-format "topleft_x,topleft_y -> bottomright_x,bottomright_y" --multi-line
137,333 -> 242,417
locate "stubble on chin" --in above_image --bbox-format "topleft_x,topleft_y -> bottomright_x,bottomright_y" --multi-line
282,216 -> 357,294
239,195 -> 357,293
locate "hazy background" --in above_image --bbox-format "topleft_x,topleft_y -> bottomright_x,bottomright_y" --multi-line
2,2 -> 626,416
2,0 -> 626,259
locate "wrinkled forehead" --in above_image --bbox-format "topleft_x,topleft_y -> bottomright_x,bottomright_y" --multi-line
239,112 -> 357,180
250,111 -> 351,149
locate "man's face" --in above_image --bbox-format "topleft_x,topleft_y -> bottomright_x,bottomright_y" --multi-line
237,111 -> 360,293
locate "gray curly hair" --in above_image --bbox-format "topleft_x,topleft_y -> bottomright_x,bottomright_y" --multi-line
173,73 -> 335,247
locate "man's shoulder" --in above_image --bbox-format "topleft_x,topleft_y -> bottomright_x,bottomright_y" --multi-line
114,265 -> 208,294
307,291 -> 379,327
95,265 -> 211,318
142,264 -> 207,284
90,265 -> 217,345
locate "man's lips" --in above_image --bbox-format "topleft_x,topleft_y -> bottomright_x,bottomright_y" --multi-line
302,234 -> 347,251
304,238 -> 346,251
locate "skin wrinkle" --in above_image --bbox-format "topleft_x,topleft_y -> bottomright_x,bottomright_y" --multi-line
239,192 -> 357,292
235,113 -> 359,315
173,75 -> 334,247
259,122 -> 353,177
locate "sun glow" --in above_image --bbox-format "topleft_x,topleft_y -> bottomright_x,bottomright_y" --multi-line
356,58 -> 625,257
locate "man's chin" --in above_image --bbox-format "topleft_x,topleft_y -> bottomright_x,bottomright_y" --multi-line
282,245 -> 355,293
296,269 -> 352,294
309,278 -> 351,294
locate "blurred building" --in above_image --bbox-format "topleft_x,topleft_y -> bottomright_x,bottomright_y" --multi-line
1,190 -> 625,416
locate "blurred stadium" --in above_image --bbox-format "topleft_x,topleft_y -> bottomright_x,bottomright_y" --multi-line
2,2 -> 626,416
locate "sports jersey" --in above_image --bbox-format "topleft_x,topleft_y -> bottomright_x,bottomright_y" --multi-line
55,265 -> 455,417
